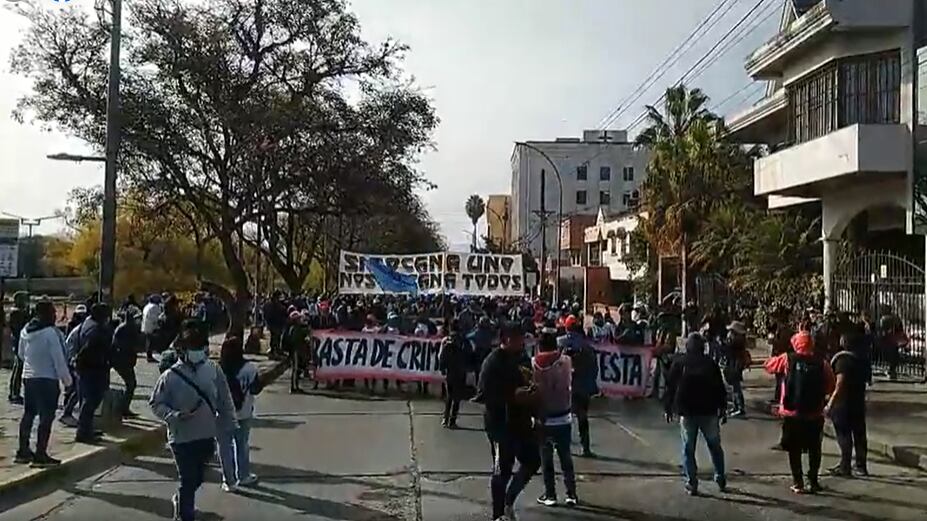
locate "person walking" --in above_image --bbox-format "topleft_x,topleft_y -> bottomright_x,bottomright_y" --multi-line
438,319 -> 469,429
112,308 -> 143,418
74,303 -> 113,443
532,330 -> 578,507
558,316 -> 598,457
59,305 -> 88,428
826,328 -> 870,477
217,336 -> 263,492
7,292 -> 31,404
149,320 -> 238,521
14,300 -> 73,466
720,321 -> 751,418
477,321 -> 540,521
765,331 -> 835,494
282,311 -> 310,394
663,333 -> 728,496
142,294 -> 163,363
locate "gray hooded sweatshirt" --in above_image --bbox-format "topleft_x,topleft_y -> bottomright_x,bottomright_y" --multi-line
149,358 -> 238,444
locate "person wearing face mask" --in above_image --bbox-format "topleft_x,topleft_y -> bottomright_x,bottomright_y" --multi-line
149,320 -> 238,521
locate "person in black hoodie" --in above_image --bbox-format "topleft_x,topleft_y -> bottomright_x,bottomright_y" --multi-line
7,291 -> 31,404
664,333 -> 728,496
477,321 -> 540,521
438,319 -> 470,429
112,309 -> 143,418
74,303 -> 113,443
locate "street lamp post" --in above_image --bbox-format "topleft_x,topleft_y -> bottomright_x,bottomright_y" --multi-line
45,0 -> 122,306
516,142 -> 563,306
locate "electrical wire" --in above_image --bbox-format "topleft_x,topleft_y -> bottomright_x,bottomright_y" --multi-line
597,0 -> 743,130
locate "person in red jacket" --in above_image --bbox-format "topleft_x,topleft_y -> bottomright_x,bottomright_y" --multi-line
765,331 -> 835,494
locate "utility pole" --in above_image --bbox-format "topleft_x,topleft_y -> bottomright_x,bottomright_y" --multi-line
99,0 -> 123,306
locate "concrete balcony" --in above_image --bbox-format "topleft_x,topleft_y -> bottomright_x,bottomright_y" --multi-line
754,124 -> 909,198
726,88 -> 787,144
746,0 -> 911,79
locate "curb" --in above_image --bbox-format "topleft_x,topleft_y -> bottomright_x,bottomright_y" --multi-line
0,358 -> 288,497
747,398 -> 927,472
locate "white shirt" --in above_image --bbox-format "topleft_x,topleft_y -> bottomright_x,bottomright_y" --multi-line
141,302 -> 163,334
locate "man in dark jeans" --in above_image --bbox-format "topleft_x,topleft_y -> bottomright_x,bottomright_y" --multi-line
533,329 -> 577,507
438,319 -> 469,429
74,303 -> 113,443
827,327 -> 870,477
477,321 -> 540,521
7,292 -> 30,404
558,316 -> 598,457
15,300 -> 73,467
112,310 -> 143,418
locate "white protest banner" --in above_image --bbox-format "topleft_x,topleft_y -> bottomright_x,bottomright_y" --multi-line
310,330 -> 444,382
592,343 -> 652,397
338,250 -> 524,297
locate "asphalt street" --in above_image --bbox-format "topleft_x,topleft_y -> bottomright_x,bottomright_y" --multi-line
0,373 -> 924,521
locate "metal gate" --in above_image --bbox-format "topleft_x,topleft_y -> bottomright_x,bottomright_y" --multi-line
832,251 -> 926,378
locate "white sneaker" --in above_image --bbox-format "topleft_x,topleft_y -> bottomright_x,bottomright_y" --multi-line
221,482 -> 239,493
238,474 -> 259,486
536,495 -> 557,507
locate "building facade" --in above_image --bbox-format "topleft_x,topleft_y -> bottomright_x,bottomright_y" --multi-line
727,0 -> 924,308
485,194 -> 511,250
509,129 -> 649,261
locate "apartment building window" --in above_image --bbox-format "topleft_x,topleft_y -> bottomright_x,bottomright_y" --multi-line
599,190 -> 611,206
576,165 -> 587,181
622,166 -> 634,181
576,190 -> 587,205
788,50 -> 900,145
610,238 -> 618,255
622,192 -> 631,207
841,51 -> 901,127
599,166 -> 611,181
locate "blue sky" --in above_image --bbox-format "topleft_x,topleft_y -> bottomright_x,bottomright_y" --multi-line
0,0 -> 781,246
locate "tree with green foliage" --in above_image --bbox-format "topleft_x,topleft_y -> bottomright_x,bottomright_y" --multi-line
465,195 -> 485,252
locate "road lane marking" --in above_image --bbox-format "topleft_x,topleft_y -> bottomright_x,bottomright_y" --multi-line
607,418 -> 650,447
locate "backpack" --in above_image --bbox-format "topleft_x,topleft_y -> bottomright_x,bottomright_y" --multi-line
783,353 -> 826,414
675,358 -> 720,412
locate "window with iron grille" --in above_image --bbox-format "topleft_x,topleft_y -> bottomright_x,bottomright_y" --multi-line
788,50 -> 900,145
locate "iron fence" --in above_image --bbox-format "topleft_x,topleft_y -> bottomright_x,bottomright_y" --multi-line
832,251 -> 926,378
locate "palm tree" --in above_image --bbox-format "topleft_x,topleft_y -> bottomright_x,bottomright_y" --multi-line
635,85 -> 722,313
464,195 -> 485,252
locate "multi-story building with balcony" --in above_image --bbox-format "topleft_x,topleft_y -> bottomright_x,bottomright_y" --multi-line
727,0 -> 925,309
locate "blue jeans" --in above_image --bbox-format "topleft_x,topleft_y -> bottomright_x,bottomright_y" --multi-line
217,419 -> 252,485
170,437 -> 215,521
540,423 -> 576,497
18,378 -> 60,456
680,415 -> 726,490
76,370 -> 108,440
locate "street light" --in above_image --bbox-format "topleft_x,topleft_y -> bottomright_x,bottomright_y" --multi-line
516,142 -> 563,306
42,0 -> 122,306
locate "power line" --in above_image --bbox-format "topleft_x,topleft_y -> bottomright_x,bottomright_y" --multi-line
597,0 -> 743,130
625,0 -> 774,133
687,0 -> 780,84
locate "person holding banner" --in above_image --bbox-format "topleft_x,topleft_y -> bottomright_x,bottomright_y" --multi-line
477,321 -> 540,521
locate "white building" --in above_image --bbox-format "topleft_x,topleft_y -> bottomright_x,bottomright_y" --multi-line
727,0 -> 924,308
510,129 -> 649,261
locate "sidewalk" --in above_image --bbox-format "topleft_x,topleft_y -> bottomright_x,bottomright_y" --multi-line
742,363 -> 927,472
0,334 -> 287,495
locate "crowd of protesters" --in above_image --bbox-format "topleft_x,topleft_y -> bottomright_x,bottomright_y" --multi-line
0,286 -> 914,521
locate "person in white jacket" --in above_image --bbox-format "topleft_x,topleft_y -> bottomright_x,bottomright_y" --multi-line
15,300 -> 73,467
141,294 -> 163,362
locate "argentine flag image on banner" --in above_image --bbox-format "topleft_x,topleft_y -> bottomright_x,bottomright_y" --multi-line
366,258 -> 420,295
